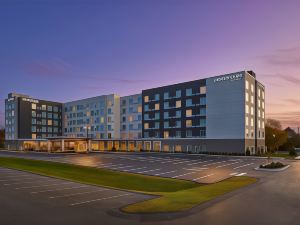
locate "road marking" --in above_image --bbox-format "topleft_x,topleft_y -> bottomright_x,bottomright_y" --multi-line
31,185 -> 87,194
49,189 -> 109,198
111,165 -> 133,169
173,160 -> 190,165
137,168 -> 160,174
70,193 -> 132,206
4,177 -> 51,185
172,172 -> 196,178
16,182 -> 73,190
155,170 -> 177,176
230,172 -> 239,176
235,173 -> 247,176
188,160 -> 214,166
233,163 -> 254,170
202,160 -> 227,167
192,173 -> 215,181
216,161 -> 241,168
123,167 -> 147,172
183,167 -> 208,171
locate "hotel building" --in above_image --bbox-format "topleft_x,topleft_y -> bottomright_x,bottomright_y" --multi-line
4,70 -> 265,155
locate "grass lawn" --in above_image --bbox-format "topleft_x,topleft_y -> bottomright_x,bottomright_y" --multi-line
0,156 -> 257,213
123,176 -> 256,213
262,152 -> 297,159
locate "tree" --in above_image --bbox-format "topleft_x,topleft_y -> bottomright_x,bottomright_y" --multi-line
0,129 -> 4,148
265,119 -> 288,153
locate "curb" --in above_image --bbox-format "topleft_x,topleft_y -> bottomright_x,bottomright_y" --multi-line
255,165 -> 290,172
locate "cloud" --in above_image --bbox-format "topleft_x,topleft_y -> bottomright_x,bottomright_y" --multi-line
84,76 -> 151,84
259,46 -> 300,68
21,57 -> 72,78
267,111 -> 300,128
261,73 -> 300,85
284,98 -> 300,105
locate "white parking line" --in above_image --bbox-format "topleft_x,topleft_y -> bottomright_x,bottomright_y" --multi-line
31,185 -> 87,194
183,167 -> 208,171
172,172 -> 196,178
4,177 -> 51,185
235,172 -> 247,176
70,193 -> 132,206
137,168 -> 160,174
233,163 -> 254,170
192,173 -> 215,181
216,161 -> 241,168
111,165 -> 133,170
202,160 -> 227,167
230,172 -> 239,176
187,160 -> 213,166
16,182 -> 73,190
123,167 -> 147,172
49,189 -> 109,198
155,170 -> 177,176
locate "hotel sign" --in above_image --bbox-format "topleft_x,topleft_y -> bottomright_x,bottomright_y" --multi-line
22,98 -> 39,104
214,73 -> 243,83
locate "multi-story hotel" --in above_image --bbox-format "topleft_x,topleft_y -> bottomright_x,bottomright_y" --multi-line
4,70 -> 265,155
5,93 -> 62,140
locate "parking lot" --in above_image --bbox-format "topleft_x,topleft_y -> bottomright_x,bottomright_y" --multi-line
0,167 -> 151,209
0,151 -> 275,184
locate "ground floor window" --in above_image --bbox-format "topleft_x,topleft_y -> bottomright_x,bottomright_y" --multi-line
153,141 -> 161,151
144,141 -> 151,151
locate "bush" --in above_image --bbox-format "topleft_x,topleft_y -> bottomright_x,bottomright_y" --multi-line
111,146 -> 116,151
289,148 -> 297,157
260,161 -> 285,169
245,149 -> 251,156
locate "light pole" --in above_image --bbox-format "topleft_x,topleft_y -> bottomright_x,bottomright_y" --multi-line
83,126 -> 91,152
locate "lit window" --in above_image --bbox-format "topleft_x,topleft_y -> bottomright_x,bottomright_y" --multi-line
176,100 -> 181,108
246,80 -> 249,90
262,91 -> 265,99
245,105 -> 249,114
251,95 -> 254,104
186,109 -> 192,117
245,92 -> 249,102
251,118 -> 254,127
144,123 -> 149,129
245,116 -> 249,126
42,105 -> 46,110
32,134 -> 36,139
144,96 -> 149,103
200,86 -> 206,94
137,106 -> 142,113
32,103 -> 36,110
155,103 -> 160,110
48,120 -> 52,126
164,131 -> 169,138
100,117 -> 104,123
251,84 -> 254,93
258,89 -> 261,97
186,120 -> 192,127
186,88 -> 192,96
128,116 -> 133,122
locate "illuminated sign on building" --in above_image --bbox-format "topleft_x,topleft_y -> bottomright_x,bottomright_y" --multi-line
22,98 -> 39,104
214,73 -> 243,83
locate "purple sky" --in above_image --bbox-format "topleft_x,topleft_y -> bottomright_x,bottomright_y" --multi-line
1,0 -> 300,129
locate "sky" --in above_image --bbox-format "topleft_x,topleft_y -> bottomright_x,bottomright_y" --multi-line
1,0 -> 300,129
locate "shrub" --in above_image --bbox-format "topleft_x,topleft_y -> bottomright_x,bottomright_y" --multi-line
289,148 -> 297,157
245,149 -> 251,156
111,146 -> 116,151
260,161 -> 285,169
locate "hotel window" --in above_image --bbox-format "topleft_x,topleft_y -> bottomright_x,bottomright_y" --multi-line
251,107 -> 254,115
176,131 -> 181,138
164,112 -> 169,119
48,120 -> 52,126
32,103 -> 36,110
262,91 -> 265,99
32,111 -> 36,117
186,88 -> 192,96
32,134 -> 36,139
164,131 -> 169,138
155,122 -> 159,129
186,109 -> 192,117
258,120 -> 261,128
42,105 -> 47,110
262,121 -> 265,129
245,116 -> 249,126
200,108 -> 206,115
186,99 -> 192,107
32,126 -> 36,132
47,106 -> 53,111
155,112 -> 160,119
200,86 -> 206,94
258,100 -> 261,108
176,90 -> 181,98
100,117 -> 104,123
144,114 -> 149,120
144,96 -> 149,103
164,92 -> 169,99
155,103 -> 160,110
144,132 -> 149,138
251,95 -> 254,104
137,106 -> 142,113
42,127 -> 47,133
42,119 -> 46,125
186,120 -> 192,127
245,92 -> 249,102
251,84 -> 254,93
245,105 -> 249,114
176,120 -> 181,128
144,104 -> 149,111
186,130 -> 192,137
176,110 -> 181,117
53,106 -> 58,112
128,116 -> 133,122
251,118 -> 254,127
48,113 -> 52,118
200,130 -> 206,137
107,100 -> 113,107
176,100 -> 181,108
262,101 -> 265,109
32,118 -> 36,124
246,80 -> 249,90
200,97 -> 206,105
107,117 -> 112,122
258,89 -> 261,97
48,127 -> 52,132
245,128 -> 249,137
164,121 -> 169,128
262,111 -> 265,119
154,94 -> 160,101
164,102 -> 169,109
258,110 -> 261,118
200,119 -> 206,127
144,123 -> 149,129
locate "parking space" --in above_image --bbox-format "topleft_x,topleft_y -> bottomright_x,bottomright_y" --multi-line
39,152 -> 272,183
0,151 -> 277,183
0,167 -> 150,209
